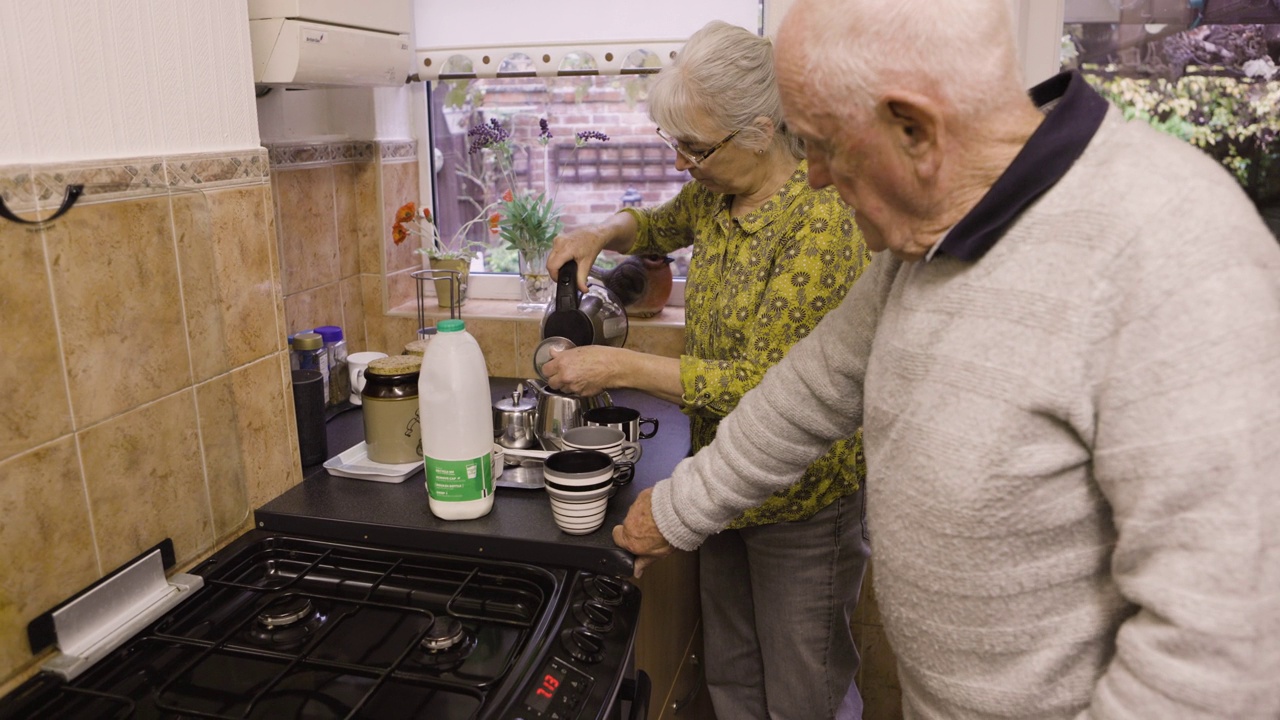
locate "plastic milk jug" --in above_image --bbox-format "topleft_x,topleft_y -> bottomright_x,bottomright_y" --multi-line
419,319 -> 495,520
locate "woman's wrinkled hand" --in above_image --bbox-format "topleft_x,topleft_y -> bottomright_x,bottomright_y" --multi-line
612,488 -> 675,578
541,345 -> 619,397
548,225 -> 608,292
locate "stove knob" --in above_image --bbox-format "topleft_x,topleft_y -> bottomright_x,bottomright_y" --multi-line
573,600 -> 615,633
561,627 -> 605,664
582,575 -> 626,605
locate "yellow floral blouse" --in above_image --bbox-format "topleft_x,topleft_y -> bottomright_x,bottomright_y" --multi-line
623,161 -> 871,529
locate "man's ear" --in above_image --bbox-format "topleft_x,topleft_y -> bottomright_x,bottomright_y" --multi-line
878,92 -> 943,178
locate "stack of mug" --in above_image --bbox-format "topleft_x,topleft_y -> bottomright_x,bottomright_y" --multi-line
542,405 -> 659,534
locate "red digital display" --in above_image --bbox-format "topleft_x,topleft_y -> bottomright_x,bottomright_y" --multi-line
527,667 -> 565,713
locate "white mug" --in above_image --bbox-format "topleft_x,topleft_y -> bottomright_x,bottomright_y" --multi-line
347,351 -> 388,406
561,425 -> 642,467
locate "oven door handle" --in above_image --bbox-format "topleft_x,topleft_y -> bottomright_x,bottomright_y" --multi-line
620,669 -> 651,720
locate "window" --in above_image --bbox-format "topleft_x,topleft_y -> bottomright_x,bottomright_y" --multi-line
424,62 -> 697,294
1062,0 -> 1280,239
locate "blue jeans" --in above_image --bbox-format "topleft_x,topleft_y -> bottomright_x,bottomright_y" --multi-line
700,490 -> 870,720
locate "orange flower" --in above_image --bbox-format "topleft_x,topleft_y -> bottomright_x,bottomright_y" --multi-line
421,206 -> 432,223
488,214 -> 501,234
502,189 -> 514,203
395,202 -> 416,224
391,223 -> 409,245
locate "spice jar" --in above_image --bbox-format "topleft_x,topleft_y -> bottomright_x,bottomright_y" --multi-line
361,355 -> 422,464
291,331 -> 330,405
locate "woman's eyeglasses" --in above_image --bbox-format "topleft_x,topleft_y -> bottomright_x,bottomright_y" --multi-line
656,127 -> 742,167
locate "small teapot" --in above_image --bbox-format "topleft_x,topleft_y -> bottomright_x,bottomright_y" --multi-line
542,259 -> 629,349
525,379 -> 612,451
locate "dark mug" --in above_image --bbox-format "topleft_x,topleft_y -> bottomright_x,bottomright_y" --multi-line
583,405 -> 658,442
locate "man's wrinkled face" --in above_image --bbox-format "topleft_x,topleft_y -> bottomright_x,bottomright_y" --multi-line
776,37 -> 930,259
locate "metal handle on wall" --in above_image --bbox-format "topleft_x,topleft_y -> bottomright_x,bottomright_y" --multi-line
0,184 -> 83,226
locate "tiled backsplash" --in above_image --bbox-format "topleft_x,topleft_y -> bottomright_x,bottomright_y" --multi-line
0,150 -> 300,690
0,138 -> 687,694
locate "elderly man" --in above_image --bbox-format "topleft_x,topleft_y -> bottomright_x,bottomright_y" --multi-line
614,0 -> 1280,717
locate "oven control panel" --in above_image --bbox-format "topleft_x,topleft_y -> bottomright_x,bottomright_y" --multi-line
505,572 -> 641,720
513,656 -> 593,719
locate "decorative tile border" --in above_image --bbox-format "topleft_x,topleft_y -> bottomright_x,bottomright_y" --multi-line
266,141 -> 376,169
0,149 -> 273,220
379,140 -> 417,163
166,150 -> 269,189
0,165 -> 37,214
33,157 -> 169,206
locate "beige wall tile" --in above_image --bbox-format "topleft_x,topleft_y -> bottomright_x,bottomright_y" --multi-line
467,318 -> 518,378
284,282 -> 343,339
360,273 -> 390,354
263,183 -> 288,351
624,322 -> 686,360
175,186 -> 279,382
340,275 -> 368,354
352,163 -> 381,275
0,437 -> 98,678
334,163 -> 363,279
197,354 -> 301,535
515,320 -> 544,379
381,315 -> 419,358
45,196 -> 191,428
380,160 -> 420,274
79,390 -> 212,569
0,222 -> 73,461
275,167 -> 339,296
387,265 -> 419,314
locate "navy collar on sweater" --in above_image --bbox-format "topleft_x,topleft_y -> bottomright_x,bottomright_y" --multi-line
930,70 -> 1109,262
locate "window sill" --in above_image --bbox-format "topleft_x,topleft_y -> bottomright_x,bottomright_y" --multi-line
387,299 -> 686,376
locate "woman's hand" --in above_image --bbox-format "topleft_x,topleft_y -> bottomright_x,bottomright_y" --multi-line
541,345 -> 619,397
548,225 -> 610,292
548,213 -> 640,292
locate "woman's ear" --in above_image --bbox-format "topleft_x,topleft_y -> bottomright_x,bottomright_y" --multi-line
751,115 -> 777,150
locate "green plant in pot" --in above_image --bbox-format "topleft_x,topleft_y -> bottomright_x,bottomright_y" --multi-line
392,201 -> 498,308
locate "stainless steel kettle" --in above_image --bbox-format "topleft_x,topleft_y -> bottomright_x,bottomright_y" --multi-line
526,379 -> 612,451
541,259 -> 629,348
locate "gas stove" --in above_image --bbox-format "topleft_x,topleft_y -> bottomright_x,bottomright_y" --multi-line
0,532 -> 647,720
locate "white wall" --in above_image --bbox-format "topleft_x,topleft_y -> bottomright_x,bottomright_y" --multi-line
0,0 -> 261,164
255,85 -> 414,144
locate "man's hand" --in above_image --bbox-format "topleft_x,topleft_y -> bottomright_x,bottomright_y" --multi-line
612,488 -> 675,577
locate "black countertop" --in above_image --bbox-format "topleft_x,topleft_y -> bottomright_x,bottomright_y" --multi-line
254,379 -> 689,576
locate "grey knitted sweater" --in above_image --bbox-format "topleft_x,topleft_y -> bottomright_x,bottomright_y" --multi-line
650,106 -> 1280,717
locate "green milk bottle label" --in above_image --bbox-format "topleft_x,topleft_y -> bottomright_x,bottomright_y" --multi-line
424,454 -> 493,501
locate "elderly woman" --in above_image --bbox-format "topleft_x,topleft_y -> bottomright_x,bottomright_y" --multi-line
542,20 -> 872,720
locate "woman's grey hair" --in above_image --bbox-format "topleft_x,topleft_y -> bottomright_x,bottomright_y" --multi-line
648,20 -> 805,159
793,0 -> 1026,122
